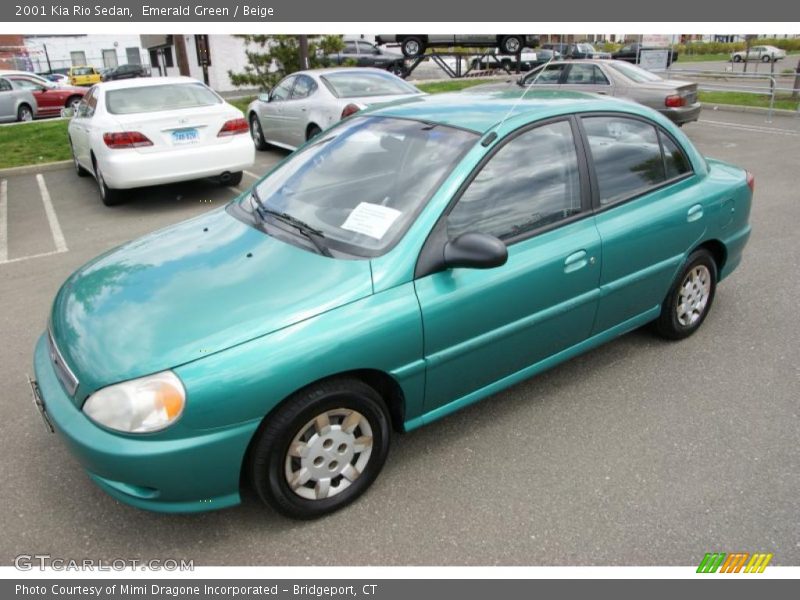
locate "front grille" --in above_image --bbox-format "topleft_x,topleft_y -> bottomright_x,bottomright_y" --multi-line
47,330 -> 79,396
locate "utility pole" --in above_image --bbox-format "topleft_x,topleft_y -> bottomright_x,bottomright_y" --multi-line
742,34 -> 755,74
792,58 -> 800,100
298,35 -> 309,70
43,43 -> 52,73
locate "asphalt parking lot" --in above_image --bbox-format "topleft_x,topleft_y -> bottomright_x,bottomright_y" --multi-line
1,111 -> 798,566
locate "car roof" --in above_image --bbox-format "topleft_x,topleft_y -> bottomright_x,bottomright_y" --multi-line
368,89 -> 636,134
297,67 -> 403,77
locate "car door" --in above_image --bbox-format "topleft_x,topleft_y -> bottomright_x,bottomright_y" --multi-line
257,75 -> 296,146
281,74 -> 317,148
338,41 -> 359,65
0,78 -> 14,121
579,114 -> 705,334
70,87 -> 96,167
414,118 -> 602,412
11,76 -> 54,116
560,63 -> 614,95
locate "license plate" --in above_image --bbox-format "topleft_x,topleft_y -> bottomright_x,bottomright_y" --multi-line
28,376 -> 54,433
171,128 -> 199,145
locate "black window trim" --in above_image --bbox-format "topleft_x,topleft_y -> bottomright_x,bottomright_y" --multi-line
415,114 -> 593,279
575,111 -> 696,214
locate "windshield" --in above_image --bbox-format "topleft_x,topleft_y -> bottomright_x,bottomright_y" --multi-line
607,62 -> 664,83
320,72 -> 420,98
576,44 -> 597,53
105,83 -> 222,114
73,67 -> 94,75
247,116 -> 478,257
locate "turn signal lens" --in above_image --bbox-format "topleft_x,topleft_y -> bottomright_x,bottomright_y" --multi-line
83,371 -> 186,433
103,131 -> 153,149
218,118 -> 249,136
746,171 -> 755,194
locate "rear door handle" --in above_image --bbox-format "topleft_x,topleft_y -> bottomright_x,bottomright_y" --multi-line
687,204 -> 704,222
564,250 -> 589,273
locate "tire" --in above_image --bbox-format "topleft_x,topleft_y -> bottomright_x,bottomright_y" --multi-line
70,140 -> 89,177
500,36 -> 523,55
93,160 -> 124,206
66,95 -> 82,112
306,124 -> 322,141
761,55 -> 771,63
654,249 -> 717,340
17,104 -> 33,122
400,36 -> 425,58
225,171 -> 243,186
388,62 -> 408,79
248,377 -> 392,519
733,55 -> 742,63
249,114 -> 268,151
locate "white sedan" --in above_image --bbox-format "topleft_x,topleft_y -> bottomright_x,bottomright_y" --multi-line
247,68 -> 424,151
731,45 -> 787,63
68,76 -> 255,206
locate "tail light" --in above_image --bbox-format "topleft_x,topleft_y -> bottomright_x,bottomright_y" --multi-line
103,131 -> 153,149
218,118 -> 249,137
341,103 -> 362,119
746,171 -> 755,194
665,95 -> 686,108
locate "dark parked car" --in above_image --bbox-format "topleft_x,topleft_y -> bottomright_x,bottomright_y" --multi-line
375,34 -> 539,58
323,40 -> 408,77
102,63 -> 150,82
542,42 -> 611,60
612,43 -> 679,66
471,48 -> 561,72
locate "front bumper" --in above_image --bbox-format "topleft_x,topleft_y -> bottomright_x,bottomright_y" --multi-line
660,102 -> 702,125
99,135 -> 255,190
32,333 -> 259,513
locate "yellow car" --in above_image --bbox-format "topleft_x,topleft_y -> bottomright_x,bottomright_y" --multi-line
68,66 -> 101,87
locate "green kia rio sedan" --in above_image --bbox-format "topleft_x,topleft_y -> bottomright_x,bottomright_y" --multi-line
31,90 -> 753,518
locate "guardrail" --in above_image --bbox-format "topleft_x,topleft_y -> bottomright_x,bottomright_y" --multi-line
662,68 -> 800,123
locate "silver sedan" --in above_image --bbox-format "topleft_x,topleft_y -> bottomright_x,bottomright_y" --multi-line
474,59 -> 701,126
0,76 -> 37,122
247,68 -> 424,151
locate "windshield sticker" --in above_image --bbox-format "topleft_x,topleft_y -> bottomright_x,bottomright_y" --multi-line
341,202 -> 402,240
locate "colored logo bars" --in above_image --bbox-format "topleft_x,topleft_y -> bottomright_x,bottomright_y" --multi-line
697,552 -> 773,573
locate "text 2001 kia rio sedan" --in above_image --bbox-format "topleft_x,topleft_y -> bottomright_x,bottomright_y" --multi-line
32,90 -> 752,518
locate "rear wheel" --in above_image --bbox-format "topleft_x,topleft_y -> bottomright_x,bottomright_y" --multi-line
306,124 -> 322,141
66,95 -> 82,112
248,377 -> 391,519
654,249 -> 717,340
388,62 -> 408,78
249,114 -> 268,151
733,55 -> 743,63
93,160 -> 124,206
17,104 -> 33,122
500,36 -> 523,55
223,171 -> 243,186
761,55 -> 771,63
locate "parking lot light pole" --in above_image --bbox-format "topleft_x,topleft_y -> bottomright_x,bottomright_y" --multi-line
793,58 -> 800,100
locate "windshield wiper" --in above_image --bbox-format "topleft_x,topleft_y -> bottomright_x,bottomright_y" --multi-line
250,187 -> 331,257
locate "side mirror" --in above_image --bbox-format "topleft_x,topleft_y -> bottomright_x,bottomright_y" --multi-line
258,92 -> 270,102
443,232 -> 508,270
61,107 -> 75,118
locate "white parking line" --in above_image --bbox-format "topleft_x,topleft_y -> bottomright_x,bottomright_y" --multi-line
244,170 -> 260,180
0,179 -> 7,263
698,119 -> 800,136
36,174 -> 68,253
0,249 -> 65,266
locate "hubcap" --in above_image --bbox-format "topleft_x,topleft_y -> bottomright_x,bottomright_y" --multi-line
676,265 -> 711,326
251,119 -> 261,144
506,38 -> 521,53
96,167 -> 106,198
284,408 -> 373,501
406,40 -> 420,55
21,108 -> 32,121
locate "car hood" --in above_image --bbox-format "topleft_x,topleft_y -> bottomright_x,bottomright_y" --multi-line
50,207 -> 373,396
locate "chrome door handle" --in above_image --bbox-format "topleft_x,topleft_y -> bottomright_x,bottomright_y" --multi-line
687,204 -> 704,222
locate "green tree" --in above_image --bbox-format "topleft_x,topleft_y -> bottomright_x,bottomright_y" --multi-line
228,35 -> 345,90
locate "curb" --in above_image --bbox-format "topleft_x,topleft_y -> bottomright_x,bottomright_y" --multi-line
0,160 -> 72,178
700,102 -> 798,117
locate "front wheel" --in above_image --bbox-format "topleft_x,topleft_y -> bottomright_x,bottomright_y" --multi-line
654,249 -> 717,340
761,55 -> 772,63
388,62 -> 408,78
733,55 -> 743,63
401,36 -> 425,58
500,36 -> 523,55
249,114 -> 268,151
17,104 -> 33,122
248,377 -> 391,519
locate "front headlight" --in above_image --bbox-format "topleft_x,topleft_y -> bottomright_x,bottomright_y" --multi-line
83,371 -> 185,433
